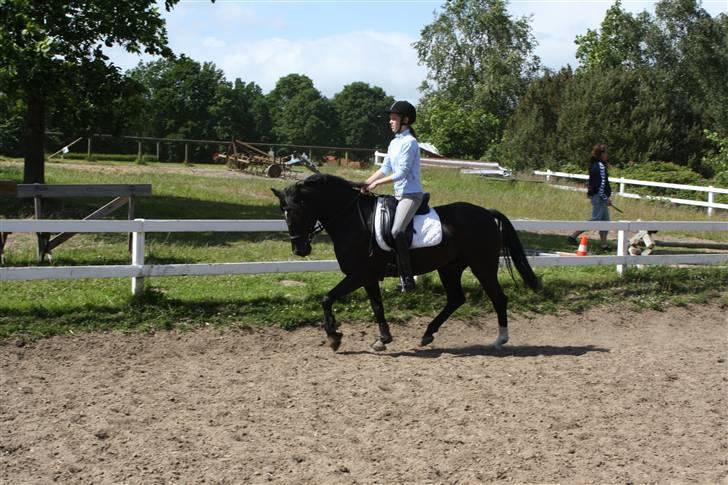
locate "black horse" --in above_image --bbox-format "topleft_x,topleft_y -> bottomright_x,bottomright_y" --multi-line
272,174 -> 541,352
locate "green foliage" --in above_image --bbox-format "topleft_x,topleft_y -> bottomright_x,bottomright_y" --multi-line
501,67 -> 573,170
702,130 -> 728,177
502,0 -> 726,171
417,95 -> 500,159
575,0 -> 650,70
619,160 -> 706,197
0,0 -> 192,182
268,74 -> 339,146
414,0 -> 539,157
127,56 -> 269,162
332,82 -> 394,150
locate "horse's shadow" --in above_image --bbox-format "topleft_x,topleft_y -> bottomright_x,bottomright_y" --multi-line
340,344 -> 609,359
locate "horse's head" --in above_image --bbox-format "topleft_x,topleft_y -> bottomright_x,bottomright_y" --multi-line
271,182 -> 320,257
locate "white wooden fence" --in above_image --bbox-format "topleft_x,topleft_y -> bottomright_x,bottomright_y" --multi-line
375,151 -> 511,176
1,219 -> 726,295
533,169 -> 728,216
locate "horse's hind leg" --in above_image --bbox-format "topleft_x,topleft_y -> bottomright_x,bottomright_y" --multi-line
471,264 -> 509,348
420,265 -> 466,346
364,283 -> 392,352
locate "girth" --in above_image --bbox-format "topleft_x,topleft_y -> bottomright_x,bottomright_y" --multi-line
376,193 -> 430,249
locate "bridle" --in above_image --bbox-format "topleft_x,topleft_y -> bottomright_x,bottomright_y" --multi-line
287,188 -> 367,244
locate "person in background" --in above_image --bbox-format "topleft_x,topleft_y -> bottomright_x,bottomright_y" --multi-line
568,143 -> 612,250
361,100 -> 423,291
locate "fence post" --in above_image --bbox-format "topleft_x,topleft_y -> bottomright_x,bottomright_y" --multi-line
707,187 -> 714,217
184,143 -> 189,164
546,169 -> 551,182
87,137 -> 92,160
619,182 -> 625,195
137,140 -> 143,163
131,220 -> 145,296
616,223 -> 628,276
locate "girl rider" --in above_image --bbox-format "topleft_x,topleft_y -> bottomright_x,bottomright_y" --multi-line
362,100 -> 423,292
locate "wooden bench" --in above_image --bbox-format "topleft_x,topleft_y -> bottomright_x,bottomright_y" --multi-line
2,184 -> 152,262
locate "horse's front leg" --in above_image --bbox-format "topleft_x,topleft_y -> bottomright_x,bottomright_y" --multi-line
364,283 -> 392,352
322,274 -> 363,351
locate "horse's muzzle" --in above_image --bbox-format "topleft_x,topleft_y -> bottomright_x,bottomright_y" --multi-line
292,242 -> 312,257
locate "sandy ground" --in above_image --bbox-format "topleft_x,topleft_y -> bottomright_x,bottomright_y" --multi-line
1,304 -> 727,484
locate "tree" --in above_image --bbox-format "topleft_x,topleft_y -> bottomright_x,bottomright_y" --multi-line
267,74 -> 339,146
218,79 -> 271,142
575,0 -> 650,70
500,67 -> 573,170
0,0 -> 189,182
571,0 -> 727,170
414,0 -> 540,157
415,0 -> 540,117
130,57 -> 226,137
332,82 -> 393,150
417,95 -> 499,159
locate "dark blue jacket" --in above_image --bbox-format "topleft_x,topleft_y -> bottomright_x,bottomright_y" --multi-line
587,159 -> 611,200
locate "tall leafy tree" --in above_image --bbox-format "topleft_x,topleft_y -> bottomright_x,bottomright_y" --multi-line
332,82 -> 393,150
414,0 -> 540,157
505,0 -> 726,171
129,57 -> 226,139
0,0 -> 190,182
575,0 -> 650,70
500,67 -> 573,170
267,74 -> 339,146
417,95 -> 500,159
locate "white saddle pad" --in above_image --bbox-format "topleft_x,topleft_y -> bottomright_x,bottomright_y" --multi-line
374,201 -> 443,252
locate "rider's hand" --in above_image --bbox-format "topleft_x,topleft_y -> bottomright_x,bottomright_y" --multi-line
606,198 -> 612,206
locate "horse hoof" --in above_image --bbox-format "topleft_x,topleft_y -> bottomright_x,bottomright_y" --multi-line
328,332 -> 343,351
371,339 -> 387,352
420,335 -> 434,346
379,334 -> 393,345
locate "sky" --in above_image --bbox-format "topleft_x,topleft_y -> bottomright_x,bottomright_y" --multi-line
107,0 -> 727,103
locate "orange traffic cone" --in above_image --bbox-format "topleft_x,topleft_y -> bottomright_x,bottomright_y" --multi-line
576,235 -> 589,256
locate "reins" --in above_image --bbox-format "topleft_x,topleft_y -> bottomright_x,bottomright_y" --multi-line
289,187 -> 368,244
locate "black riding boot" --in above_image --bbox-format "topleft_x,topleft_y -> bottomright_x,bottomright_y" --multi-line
394,233 -> 416,292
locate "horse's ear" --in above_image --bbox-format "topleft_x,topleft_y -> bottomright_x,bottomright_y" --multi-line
271,188 -> 284,201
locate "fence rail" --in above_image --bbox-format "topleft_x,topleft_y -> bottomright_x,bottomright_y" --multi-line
1,219 -> 726,294
374,151 -> 510,174
533,169 -> 728,215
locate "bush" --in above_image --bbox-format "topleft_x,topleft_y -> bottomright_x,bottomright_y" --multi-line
702,130 -> 728,178
711,171 -> 728,204
618,161 -> 707,198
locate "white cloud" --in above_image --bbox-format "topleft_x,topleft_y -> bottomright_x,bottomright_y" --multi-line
202,36 -> 226,49
219,31 -> 427,102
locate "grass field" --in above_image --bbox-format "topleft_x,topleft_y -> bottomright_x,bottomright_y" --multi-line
1,157 -> 727,339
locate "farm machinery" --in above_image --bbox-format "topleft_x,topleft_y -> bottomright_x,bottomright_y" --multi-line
214,139 -> 319,178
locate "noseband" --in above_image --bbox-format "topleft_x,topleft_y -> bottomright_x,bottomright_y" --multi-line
288,220 -> 324,244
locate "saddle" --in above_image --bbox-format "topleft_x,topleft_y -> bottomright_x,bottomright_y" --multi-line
376,193 -> 431,249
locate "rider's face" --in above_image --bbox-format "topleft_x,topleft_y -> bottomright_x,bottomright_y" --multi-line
389,113 -> 402,133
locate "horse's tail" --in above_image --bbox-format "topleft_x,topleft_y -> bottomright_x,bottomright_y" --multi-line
490,210 -> 541,291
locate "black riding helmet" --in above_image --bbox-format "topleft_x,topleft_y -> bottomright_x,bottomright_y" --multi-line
386,100 -> 416,125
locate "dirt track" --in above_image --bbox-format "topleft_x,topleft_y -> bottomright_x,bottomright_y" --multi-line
1,304 -> 726,484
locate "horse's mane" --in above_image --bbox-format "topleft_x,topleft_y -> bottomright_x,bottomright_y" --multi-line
297,174 -> 362,194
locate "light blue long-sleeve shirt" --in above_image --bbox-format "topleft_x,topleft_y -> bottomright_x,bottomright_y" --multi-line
380,128 -> 423,196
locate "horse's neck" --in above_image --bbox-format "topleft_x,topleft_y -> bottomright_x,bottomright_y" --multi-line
310,189 -> 367,236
